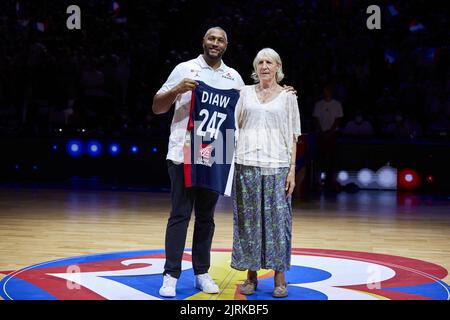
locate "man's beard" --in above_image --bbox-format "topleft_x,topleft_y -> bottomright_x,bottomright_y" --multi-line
203,45 -> 224,60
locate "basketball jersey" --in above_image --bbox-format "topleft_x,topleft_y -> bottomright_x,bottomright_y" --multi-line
184,81 -> 240,196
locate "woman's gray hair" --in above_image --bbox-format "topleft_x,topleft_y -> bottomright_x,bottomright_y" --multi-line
251,48 -> 285,83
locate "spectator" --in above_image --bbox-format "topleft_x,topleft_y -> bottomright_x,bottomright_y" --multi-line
343,111 -> 374,137
383,110 -> 413,139
313,84 -> 343,190
428,107 -> 450,137
0,0 -> 447,141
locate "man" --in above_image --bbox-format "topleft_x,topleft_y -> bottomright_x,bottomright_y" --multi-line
343,110 -> 374,137
152,27 -> 245,297
313,84 -> 343,190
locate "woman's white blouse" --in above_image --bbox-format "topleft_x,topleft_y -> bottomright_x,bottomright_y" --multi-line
235,85 -> 301,168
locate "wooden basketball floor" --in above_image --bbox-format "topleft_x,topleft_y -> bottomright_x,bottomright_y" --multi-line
0,186 -> 449,299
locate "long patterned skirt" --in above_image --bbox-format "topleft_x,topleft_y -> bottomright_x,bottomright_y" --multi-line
231,164 -> 292,272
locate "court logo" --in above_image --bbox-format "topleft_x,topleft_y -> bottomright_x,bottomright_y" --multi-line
1,248 -> 448,300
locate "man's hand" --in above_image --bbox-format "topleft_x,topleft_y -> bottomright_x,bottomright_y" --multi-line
152,78 -> 198,114
174,78 -> 198,95
282,84 -> 298,96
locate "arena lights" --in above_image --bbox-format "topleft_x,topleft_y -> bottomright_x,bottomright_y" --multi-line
87,141 -> 102,157
398,168 -> 421,190
67,140 -> 82,157
109,143 -> 120,156
337,166 -> 397,190
130,145 -> 139,154
337,170 -> 349,184
376,166 -> 397,189
62,140 -> 156,157
336,166 -> 425,191
357,168 -> 375,187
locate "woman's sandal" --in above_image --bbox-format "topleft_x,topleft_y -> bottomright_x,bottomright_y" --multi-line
239,279 -> 258,295
272,283 -> 288,298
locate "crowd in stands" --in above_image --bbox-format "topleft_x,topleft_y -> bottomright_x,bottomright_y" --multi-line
0,0 -> 448,141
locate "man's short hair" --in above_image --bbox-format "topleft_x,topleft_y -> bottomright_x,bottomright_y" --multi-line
204,27 -> 228,43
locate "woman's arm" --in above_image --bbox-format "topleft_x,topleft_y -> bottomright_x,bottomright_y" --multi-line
285,137 -> 297,196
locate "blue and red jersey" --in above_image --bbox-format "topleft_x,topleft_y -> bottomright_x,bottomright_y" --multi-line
184,81 -> 240,196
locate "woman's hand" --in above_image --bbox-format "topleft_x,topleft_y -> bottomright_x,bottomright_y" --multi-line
285,168 -> 296,197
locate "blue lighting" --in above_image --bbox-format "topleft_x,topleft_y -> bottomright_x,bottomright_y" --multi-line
67,141 -> 82,157
130,145 -> 139,154
109,143 -> 120,156
52,144 -> 58,151
87,141 -> 102,157
152,147 -> 158,153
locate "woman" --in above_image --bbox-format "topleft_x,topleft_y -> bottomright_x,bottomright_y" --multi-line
231,48 -> 301,298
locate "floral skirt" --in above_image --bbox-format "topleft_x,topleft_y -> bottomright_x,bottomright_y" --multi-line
231,164 -> 292,272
